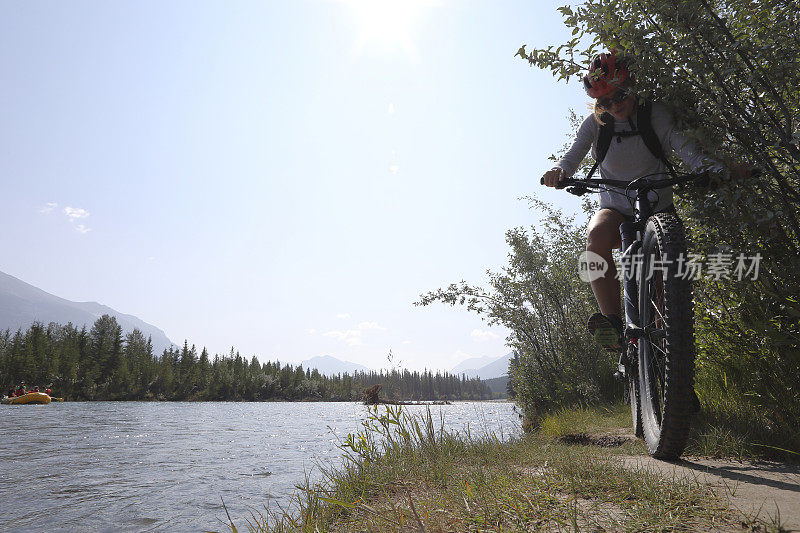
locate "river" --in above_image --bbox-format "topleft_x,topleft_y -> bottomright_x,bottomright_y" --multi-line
0,401 -> 520,532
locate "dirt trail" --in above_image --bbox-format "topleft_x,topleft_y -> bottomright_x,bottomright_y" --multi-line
621,455 -> 800,531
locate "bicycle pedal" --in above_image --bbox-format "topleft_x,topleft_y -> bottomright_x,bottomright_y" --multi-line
625,324 -> 644,339
645,327 -> 666,340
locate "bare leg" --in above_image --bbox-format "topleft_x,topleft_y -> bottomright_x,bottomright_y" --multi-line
587,209 -> 624,317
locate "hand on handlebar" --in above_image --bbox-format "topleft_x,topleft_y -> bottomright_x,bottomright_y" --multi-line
704,164 -> 760,189
541,167 -> 564,188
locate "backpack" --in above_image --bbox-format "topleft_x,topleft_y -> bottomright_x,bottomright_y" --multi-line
586,100 -> 676,180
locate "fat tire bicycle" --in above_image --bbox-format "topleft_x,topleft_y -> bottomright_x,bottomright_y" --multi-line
542,170 -> 718,459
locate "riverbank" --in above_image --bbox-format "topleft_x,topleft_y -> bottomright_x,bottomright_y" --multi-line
228,404 -> 796,532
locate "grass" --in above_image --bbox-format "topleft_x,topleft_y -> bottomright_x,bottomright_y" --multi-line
211,403 -> 785,532
686,397 -> 800,462
538,403 -> 633,439
538,398 -> 800,463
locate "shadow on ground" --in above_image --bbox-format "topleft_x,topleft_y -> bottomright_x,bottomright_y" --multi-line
622,455 -> 800,531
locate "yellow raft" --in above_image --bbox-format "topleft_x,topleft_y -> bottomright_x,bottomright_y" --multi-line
1,392 -> 52,405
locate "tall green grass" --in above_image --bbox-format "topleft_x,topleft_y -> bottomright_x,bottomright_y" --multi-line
212,404 -> 770,532
687,396 -> 800,462
538,403 -> 632,438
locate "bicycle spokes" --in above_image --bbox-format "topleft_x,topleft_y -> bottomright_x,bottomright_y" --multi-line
643,267 -> 668,425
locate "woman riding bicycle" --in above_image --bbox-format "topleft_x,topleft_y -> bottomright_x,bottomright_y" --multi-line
541,50 -> 749,350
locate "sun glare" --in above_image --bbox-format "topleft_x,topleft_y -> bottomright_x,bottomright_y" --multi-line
342,0 -> 438,54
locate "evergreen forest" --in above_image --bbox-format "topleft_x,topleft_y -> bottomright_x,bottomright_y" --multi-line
0,315 -> 492,402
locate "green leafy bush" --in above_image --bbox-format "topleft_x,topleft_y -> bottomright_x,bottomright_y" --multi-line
418,198 -> 619,422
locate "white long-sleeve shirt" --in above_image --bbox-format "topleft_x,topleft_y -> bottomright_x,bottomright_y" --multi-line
554,102 -> 723,216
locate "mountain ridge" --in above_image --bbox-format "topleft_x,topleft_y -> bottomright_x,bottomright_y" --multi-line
451,355 -> 500,374
299,355 -> 372,376
451,352 -> 513,380
0,270 -> 176,355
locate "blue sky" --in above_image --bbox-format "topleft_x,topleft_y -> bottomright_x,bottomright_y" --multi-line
1,0 -> 591,371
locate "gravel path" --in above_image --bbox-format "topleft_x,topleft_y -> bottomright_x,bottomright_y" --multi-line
621,455 -> 800,531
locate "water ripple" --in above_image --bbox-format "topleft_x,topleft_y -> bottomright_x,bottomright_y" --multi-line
0,401 -> 518,531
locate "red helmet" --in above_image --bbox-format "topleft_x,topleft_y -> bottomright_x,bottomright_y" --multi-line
583,51 -> 631,99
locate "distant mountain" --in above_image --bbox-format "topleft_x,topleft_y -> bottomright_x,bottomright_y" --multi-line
0,270 -> 176,355
300,355 -> 372,376
474,353 -> 513,379
451,355 -> 501,375
452,352 -> 513,380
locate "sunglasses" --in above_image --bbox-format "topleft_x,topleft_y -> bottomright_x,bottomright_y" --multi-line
598,89 -> 629,108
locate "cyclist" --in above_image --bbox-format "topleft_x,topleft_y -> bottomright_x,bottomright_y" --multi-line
542,50 -> 749,350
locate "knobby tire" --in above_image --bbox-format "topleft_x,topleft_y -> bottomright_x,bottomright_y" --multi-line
637,212 -> 695,459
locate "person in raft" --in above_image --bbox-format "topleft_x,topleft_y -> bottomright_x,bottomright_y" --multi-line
541,50 -> 750,351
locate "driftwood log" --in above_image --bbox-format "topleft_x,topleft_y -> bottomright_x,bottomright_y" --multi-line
362,384 -> 386,404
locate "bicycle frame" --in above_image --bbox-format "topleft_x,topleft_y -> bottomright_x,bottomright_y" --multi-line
542,171 -> 711,338
619,191 -> 655,335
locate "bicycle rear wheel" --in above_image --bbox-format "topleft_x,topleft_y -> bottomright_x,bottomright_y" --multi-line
638,212 -> 695,459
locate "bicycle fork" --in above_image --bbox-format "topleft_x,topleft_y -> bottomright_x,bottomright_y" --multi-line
620,221 -> 641,330
617,220 -> 642,377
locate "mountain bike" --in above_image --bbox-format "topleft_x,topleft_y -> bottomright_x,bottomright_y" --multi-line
542,170 -> 713,459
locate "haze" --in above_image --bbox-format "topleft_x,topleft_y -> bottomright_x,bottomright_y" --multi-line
1,0 -> 589,371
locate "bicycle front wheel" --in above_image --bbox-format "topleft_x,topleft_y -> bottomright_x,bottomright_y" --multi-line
638,212 -> 695,459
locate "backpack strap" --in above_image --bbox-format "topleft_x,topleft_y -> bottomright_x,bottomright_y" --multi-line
586,112 -> 614,180
636,101 -> 677,177
587,102 -> 677,179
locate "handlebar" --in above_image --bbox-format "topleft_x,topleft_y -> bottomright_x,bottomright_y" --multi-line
540,167 -> 761,196
540,173 -> 706,190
